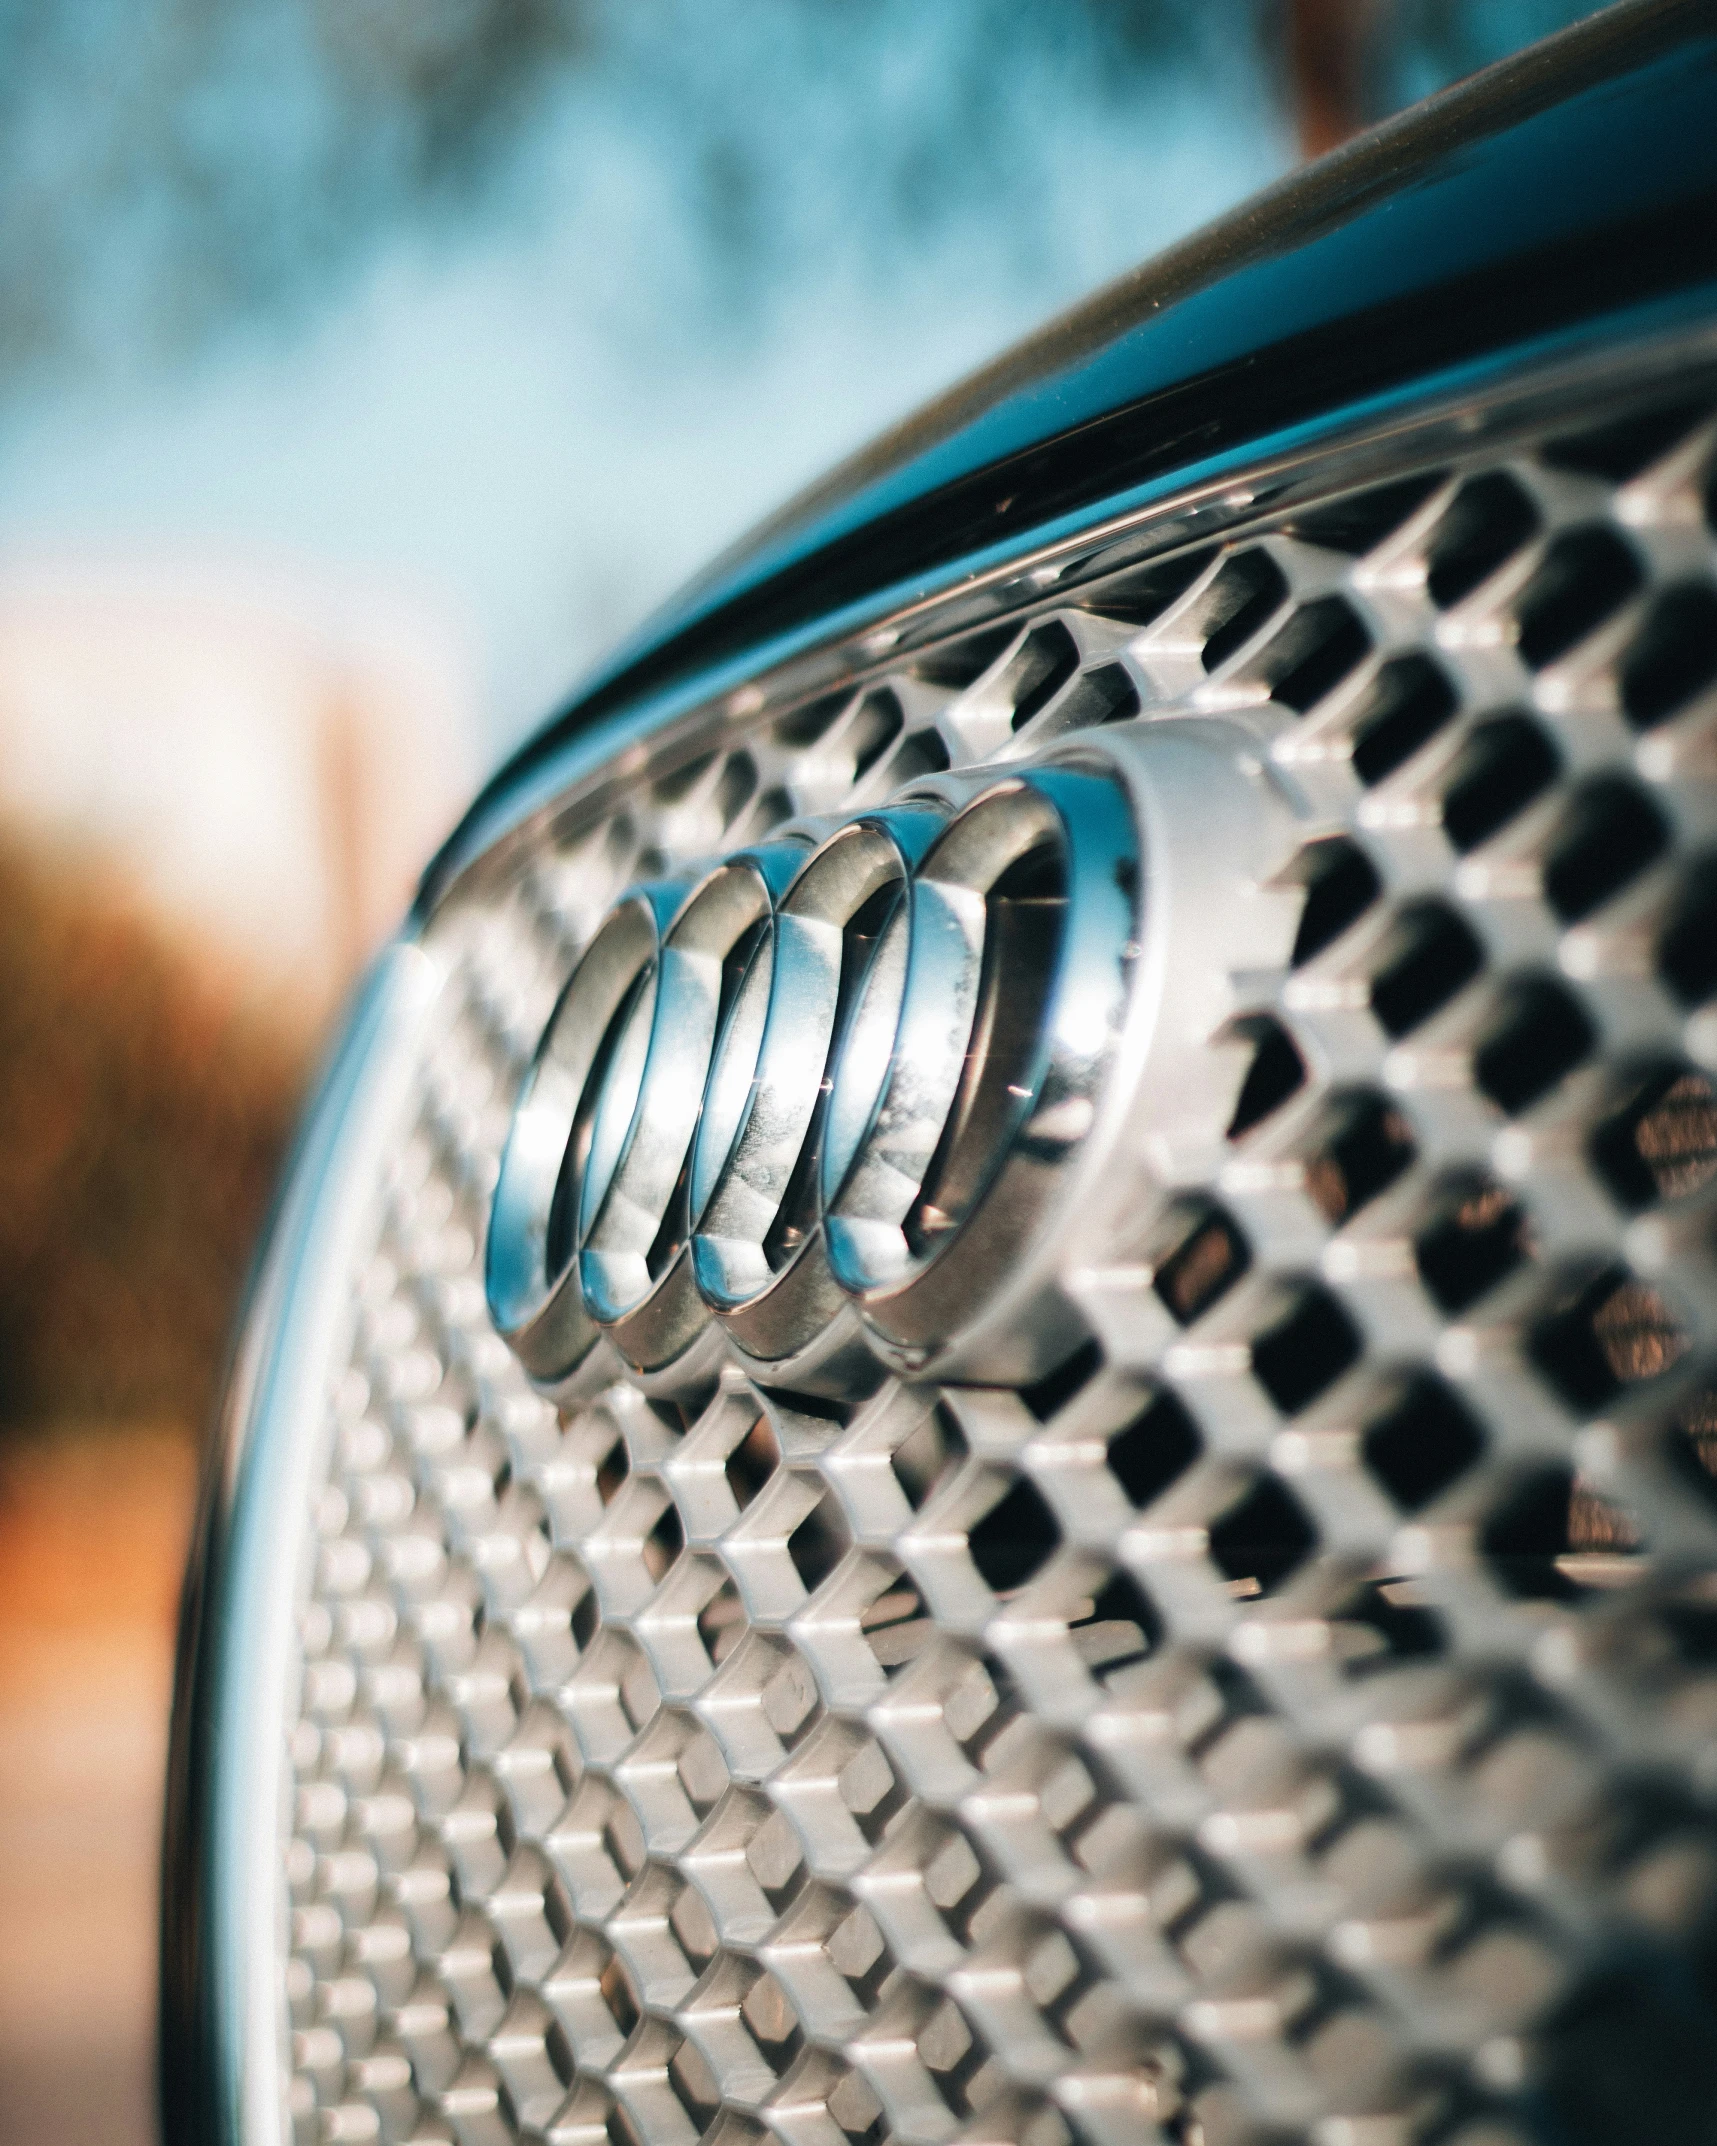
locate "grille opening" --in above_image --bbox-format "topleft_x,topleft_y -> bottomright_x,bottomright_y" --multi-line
1251,1286 -> 1362,1416
905,836 -> 1066,1259
645,1502 -> 684,1581
1362,1373 -> 1485,1510
1333,1579 -> 1445,1672
1251,595 -> 1371,714
1087,546 -> 1213,627
1515,526 -> 1643,669
1154,1205 -> 1250,1326
741,1971 -> 803,2071
828,2064 -> 886,2143
716,752 -> 759,830
787,1493 -> 850,1595
596,1435 -> 630,1507
669,2041 -> 722,2132
745,784 -> 793,839
1593,1067 -> 1717,1209
1349,653 -> 1458,786
1208,1473 -> 1317,1596
1072,1568 -> 1161,1679
1544,400 -> 1710,481
675,1730 -> 729,1821
725,1416 -> 780,1511
748,1806 -> 806,1901
1005,621 -> 1081,733
1481,1468 -> 1584,1600
1199,551 -> 1290,671
859,1574 -> 933,1674
1227,1016 -> 1308,1138
654,753 -> 719,807
914,621 -> 1019,690
1544,777 -> 1669,921
1620,581 -> 1717,728
1059,663 -> 1139,728
887,726 -> 952,785
891,1403 -> 967,1512
1660,857 -> 1717,1004
1106,1388 -> 1202,1510
848,690 -> 906,780
922,1996 -> 986,2113
1425,470 -> 1540,608
1292,837 -> 1382,967
1304,1093 -> 1416,1225
599,1952 -> 642,2038
1665,1390 -> 1717,1520
1021,1337 -> 1103,1422
647,1394 -> 700,1440
1284,471 -> 1446,555
1370,902 -> 1483,1037
1474,976 -> 1595,1115
1540,1960 -> 1717,2146
1440,713 -> 1559,852
1415,1177 -> 1530,1312
968,1475 -> 1061,1595
571,1586 -> 600,1652
1531,1268 -> 1690,1412
772,695 -> 849,755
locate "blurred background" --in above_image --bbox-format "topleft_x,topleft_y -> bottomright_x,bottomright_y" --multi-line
0,2 -> 1610,2140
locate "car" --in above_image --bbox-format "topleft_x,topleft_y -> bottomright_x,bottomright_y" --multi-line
161,5 -> 1717,2142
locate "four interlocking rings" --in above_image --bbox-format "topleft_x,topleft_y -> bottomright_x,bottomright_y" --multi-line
487,763 -> 1140,1385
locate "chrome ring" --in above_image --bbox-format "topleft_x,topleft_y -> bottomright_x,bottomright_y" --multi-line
487,768 -> 1141,1380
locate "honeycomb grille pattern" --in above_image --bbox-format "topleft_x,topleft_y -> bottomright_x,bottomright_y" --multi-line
285,388 -> 1717,2146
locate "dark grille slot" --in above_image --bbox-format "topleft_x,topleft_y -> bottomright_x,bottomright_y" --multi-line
1088,546 -> 1212,626
1154,1206 -> 1249,1325
1514,526 -> 1642,669
1303,1093 -> 1416,1225
1106,1389 -> 1202,1510
1531,1267 -> 1689,1412
1659,856 -> 1717,1003
1440,713 -> 1558,852
1425,470 -> 1540,607
1369,903 -> 1483,1037
1251,595 -> 1370,713
968,1476 -> 1060,1595
1620,582 -> 1717,728
1473,977 -> 1595,1114
1208,1473 -> 1316,1594
1592,1067 -> 1717,1210
1227,1016 -> 1307,1138
1543,777 -> 1668,921
1198,550 -> 1290,671
1284,472 -> 1446,555
1004,621 -> 1081,733
1292,837 -> 1382,967
1362,1374 -> 1485,1510
1349,654 -> 1457,785
1250,1286 -> 1361,1415
848,690 -> 905,779
914,622 -> 1020,689
1544,400 -> 1709,481
1415,1177 -> 1530,1312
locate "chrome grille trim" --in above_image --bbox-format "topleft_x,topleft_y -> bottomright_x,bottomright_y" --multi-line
194,325 -> 1717,2146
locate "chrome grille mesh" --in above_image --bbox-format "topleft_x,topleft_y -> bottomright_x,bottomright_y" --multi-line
284,385 -> 1717,2146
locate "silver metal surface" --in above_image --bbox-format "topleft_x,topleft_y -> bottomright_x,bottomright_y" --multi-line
213,334 -> 1717,2146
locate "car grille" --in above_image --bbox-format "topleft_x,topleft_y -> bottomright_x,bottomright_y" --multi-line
278,361 -> 1717,2146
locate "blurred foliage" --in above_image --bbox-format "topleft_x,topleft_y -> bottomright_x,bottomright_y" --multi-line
0,834 -> 305,1436
0,0 -> 1603,396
